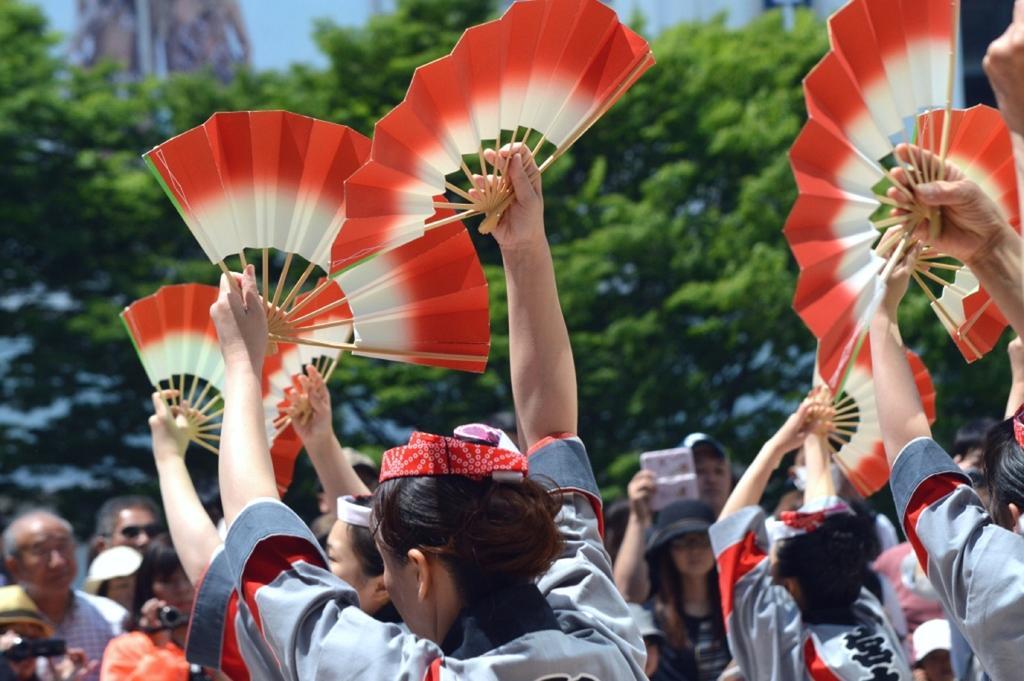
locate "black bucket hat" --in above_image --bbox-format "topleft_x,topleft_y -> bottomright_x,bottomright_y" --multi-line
644,498 -> 716,558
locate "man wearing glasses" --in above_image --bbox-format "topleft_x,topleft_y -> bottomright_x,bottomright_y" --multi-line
89,496 -> 162,559
2,510 -> 126,681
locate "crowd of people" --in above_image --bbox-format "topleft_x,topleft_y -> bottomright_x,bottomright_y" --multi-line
0,5 -> 1023,681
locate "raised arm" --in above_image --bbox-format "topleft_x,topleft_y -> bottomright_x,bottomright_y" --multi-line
869,248 -> 932,464
1007,337 -> 1024,418
209,265 -> 278,525
149,392 -> 221,584
612,469 -> 655,602
801,430 -> 836,504
289,365 -> 370,508
984,0 -> 1024,217
485,145 -> 576,446
718,400 -> 812,520
887,147 -> 1024,337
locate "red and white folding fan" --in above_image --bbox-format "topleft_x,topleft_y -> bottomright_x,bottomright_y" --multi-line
121,284 -> 225,455
916,107 -> 1021,358
334,0 -> 655,269
783,0 -> 1023,390
812,344 -> 937,497
122,284 -> 317,493
146,111 -> 492,372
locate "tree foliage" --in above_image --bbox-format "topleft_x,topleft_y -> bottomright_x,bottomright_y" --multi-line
0,0 -> 1013,530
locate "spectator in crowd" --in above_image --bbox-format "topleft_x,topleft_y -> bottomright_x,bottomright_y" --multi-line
911,619 -> 953,681
0,585 -> 92,681
627,602 -> 666,678
2,510 -> 125,681
712,399 -> 909,679
950,419 -> 999,473
100,535 -> 204,680
82,547 -> 142,612
646,500 -> 729,681
90,496 -> 162,561
681,433 -> 732,516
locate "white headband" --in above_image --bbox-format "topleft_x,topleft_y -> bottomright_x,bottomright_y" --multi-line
337,495 -> 372,528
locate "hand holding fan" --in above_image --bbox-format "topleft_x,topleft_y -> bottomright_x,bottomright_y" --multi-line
808,343 -> 936,497
121,283 -> 332,493
146,111 -> 491,372
334,0 -> 655,269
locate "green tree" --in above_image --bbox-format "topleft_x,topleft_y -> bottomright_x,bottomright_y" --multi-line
0,0 -> 1013,532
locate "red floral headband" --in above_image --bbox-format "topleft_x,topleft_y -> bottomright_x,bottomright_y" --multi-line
379,432 -> 528,483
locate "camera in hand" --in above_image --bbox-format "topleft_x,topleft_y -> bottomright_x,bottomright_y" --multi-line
157,606 -> 186,630
4,638 -> 66,661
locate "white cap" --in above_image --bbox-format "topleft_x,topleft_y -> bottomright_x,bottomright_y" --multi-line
913,619 -> 952,663
83,546 -> 143,594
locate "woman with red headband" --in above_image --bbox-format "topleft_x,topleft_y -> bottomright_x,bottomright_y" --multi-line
186,146 -> 646,680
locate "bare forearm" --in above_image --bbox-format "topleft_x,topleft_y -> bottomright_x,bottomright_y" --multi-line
504,242 -> 577,447
869,314 -> 931,465
220,365 -> 278,525
154,458 -> 221,584
1014,133 -> 1024,203
802,435 -> 835,503
304,432 -> 371,511
719,443 -> 779,520
612,515 -> 652,602
968,228 -> 1024,338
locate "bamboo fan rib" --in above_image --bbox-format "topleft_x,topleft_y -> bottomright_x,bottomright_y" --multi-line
813,344 -> 937,497
334,0 -> 655,270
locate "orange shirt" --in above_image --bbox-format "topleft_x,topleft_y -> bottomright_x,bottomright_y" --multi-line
100,631 -> 190,681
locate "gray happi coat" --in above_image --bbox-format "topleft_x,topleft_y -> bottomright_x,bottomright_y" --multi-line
891,437 -> 1024,681
185,435 -> 647,681
710,501 -> 911,681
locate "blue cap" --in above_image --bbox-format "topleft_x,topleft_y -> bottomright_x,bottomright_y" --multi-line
679,432 -> 727,459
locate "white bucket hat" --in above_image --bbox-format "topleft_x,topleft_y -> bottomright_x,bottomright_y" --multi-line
83,546 -> 143,594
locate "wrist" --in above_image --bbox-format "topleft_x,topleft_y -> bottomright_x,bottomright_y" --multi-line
302,428 -> 337,453
966,222 -> 1017,271
500,237 -> 550,263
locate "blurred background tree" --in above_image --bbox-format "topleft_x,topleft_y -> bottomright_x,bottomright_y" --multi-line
0,0 -> 1011,532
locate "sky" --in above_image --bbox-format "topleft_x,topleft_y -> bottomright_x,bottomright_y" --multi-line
28,0 -> 777,72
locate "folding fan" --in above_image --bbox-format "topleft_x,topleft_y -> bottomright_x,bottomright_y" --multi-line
146,111 -> 492,372
811,344 -> 936,497
120,284 -> 226,456
784,0 -> 1022,390
121,283 -> 328,493
334,0 -> 655,269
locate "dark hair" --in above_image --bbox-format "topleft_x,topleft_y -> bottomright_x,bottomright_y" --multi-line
346,496 -> 384,577
845,499 -> 882,562
774,513 -> 873,612
130,535 -> 184,628
372,476 -> 562,602
983,418 -> 1024,528
953,418 -> 999,460
651,545 -> 723,651
94,496 -> 160,537
601,499 -> 631,564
